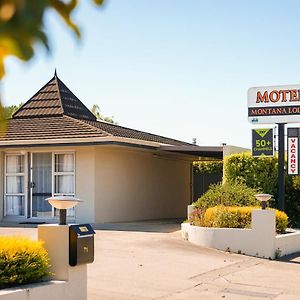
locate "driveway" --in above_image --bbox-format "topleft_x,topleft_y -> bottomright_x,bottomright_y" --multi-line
1,222 -> 300,299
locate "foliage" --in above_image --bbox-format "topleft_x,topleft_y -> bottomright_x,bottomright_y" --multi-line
0,0 -> 104,79
223,152 -> 300,227
193,181 -> 260,210
193,160 -> 223,174
90,104 -> 117,124
224,153 -> 278,198
190,205 -> 288,233
3,103 -> 23,119
0,236 -> 51,289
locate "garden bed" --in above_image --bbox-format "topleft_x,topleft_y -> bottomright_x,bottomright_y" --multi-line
182,209 -> 300,259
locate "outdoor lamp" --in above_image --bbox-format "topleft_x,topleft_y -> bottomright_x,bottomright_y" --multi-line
255,194 -> 272,210
46,196 -> 82,225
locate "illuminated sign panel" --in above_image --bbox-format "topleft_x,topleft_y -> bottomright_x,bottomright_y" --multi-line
248,85 -> 300,124
252,128 -> 273,157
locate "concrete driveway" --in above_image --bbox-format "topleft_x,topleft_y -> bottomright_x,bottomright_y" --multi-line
1,221 -> 300,299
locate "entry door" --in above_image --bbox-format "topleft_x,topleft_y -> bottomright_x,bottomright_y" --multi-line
30,153 -> 53,218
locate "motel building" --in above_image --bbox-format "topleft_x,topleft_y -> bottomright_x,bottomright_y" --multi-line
0,73 -> 226,225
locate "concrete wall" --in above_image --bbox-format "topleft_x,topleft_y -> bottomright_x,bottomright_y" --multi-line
94,147 -> 191,223
276,231 -> 300,257
182,210 -> 277,259
0,281 -> 68,300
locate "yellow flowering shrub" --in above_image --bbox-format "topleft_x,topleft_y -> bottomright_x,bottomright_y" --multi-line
191,206 -> 288,233
0,236 -> 51,289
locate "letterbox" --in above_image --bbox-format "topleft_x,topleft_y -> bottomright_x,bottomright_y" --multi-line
69,224 -> 95,266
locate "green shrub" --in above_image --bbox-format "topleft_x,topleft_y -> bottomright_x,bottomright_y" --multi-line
190,205 -> 288,233
0,236 -> 51,289
223,152 -> 300,227
193,181 -> 260,210
224,153 -> 278,197
193,161 -> 223,174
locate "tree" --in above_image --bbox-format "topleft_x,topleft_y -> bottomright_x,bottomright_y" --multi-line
0,0 -> 104,79
91,104 -> 117,124
3,103 -> 23,119
0,0 -> 104,127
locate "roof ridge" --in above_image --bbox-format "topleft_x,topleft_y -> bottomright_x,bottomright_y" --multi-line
64,115 -> 113,136
53,73 -> 64,114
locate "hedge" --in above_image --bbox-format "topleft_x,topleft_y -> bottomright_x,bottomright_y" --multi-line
190,205 -> 288,233
0,236 -> 51,289
223,153 -> 300,227
193,160 -> 223,174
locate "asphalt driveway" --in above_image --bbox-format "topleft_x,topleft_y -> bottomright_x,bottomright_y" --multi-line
1,221 -> 300,299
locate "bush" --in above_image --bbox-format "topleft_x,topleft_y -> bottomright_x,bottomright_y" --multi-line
190,205 -> 288,233
0,236 -> 51,289
193,161 -> 223,174
224,152 -> 300,227
193,181 -> 260,210
224,153 -> 278,197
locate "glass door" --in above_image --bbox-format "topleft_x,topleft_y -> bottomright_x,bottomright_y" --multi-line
30,153 -> 53,218
5,154 -> 25,216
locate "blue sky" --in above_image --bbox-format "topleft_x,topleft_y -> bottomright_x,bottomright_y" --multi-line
3,1 -> 300,148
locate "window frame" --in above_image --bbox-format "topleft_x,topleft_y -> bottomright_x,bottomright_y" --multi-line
52,152 -> 76,217
4,153 -> 26,217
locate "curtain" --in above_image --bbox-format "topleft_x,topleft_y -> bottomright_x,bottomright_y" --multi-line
5,155 -> 25,216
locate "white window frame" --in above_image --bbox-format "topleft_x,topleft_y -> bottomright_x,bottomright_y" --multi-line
52,152 -> 76,217
4,153 -> 27,217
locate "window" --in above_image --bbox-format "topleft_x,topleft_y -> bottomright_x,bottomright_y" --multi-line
5,154 -> 25,216
53,153 -> 75,216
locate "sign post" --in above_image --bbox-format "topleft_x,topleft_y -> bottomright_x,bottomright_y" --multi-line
277,123 -> 285,211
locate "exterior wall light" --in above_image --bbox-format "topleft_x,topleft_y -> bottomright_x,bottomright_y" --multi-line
46,196 -> 82,225
255,194 -> 272,210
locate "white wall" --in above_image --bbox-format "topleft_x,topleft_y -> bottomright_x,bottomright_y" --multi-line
94,146 -> 191,223
182,210 -> 276,259
75,147 -> 95,224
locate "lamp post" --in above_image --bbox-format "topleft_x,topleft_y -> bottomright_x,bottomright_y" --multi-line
255,194 -> 272,210
46,196 -> 82,225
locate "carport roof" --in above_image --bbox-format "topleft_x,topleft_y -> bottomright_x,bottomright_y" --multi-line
160,145 -> 223,159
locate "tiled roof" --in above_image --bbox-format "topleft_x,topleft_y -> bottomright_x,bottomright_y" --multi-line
84,120 -> 191,146
13,76 -> 96,121
3,74 -> 192,147
0,116 -> 109,141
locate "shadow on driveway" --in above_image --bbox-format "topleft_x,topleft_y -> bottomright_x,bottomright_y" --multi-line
277,251 -> 300,264
92,219 -> 183,233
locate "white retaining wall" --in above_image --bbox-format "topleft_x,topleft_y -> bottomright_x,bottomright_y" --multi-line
182,209 -> 300,259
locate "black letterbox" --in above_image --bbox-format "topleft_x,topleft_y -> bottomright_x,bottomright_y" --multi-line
69,224 -> 96,266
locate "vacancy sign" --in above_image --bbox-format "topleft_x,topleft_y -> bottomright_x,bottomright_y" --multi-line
288,137 -> 299,175
248,85 -> 300,124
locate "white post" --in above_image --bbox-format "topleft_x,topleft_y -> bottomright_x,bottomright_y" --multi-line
251,210 -> 276,259
38,224 -> 87,300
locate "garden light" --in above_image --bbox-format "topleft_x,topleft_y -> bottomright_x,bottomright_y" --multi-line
46,196 -> 82,225
255,194 -> 272,210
